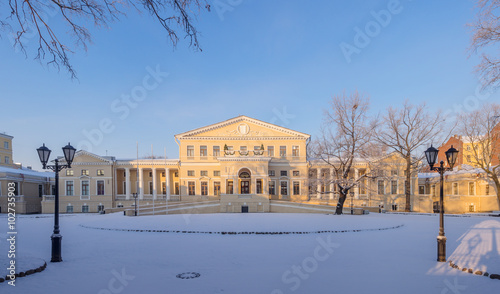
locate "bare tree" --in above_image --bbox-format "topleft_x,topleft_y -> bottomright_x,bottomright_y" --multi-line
469,0 -> 500,89
309,90 -> 377,214
457,103 -> 500,206
375,101 -> 450,212
1,0 -> 210,79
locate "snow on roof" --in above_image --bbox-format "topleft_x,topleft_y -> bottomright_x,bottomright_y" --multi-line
0,165 -> 54,178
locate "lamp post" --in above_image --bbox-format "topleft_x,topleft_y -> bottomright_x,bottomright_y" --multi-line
350,190 -> 354,215
424,144 -> 459,262
37,143 -> 76,262
133,193 -> 138,216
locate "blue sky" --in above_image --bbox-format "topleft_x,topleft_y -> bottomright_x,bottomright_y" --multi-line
0,0 -> 495,169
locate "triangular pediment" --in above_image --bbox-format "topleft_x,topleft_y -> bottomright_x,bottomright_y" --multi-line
175,116 -> 310,139
59,150 -> 113,164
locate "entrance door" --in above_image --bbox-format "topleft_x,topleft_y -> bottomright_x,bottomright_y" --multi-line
241,180 -> 250,194
242,206 -> 249,213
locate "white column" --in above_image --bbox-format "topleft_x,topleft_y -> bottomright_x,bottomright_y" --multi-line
354,168 -> 359,199
139,167 -> 144,199
316,168 -> 321,199
152,168 -> 157,200
166,168 -> 171,200
330,168 -> 334,200
125,168 -> 131,200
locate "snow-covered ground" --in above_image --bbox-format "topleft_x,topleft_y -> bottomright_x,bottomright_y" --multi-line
1,212 -> 499,293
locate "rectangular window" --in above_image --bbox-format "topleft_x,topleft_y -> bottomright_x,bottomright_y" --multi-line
82,180 -> 90,196
188,181 -> 195,195
280,146 -> 287,157
66,181 -> 74,196
4,156 -> 9,164
200,146 -> 207,158
82,205 -> 89,213
188,170 -> 195,177
391,180 -> 397,195
293,181 -> 300,195
66,205 -> 74,213
269,181 -> 275,195
201,182 -> 208,196
13,182 -> 19,195
378,180 -> 385,195
97,180 -> 105,195
281,181 -> 288,196
280,170 -> 288,177
268,146 -> 274,157
391,170 -> 398,176
162,182 -> 166,194
467,155 -> 471,163
4,141 -> 8,149
98,205 -> 104,212
200,170 -> 208,177
293,170 -> 300,177
227,180 -> 233,194
292,146 -> 299,157
419,185 -> 425,195
431,185 -> 436,196
213,146 -> 220,157
38,184 -> 43,197
82,169 -> 89,176
269,170 -> 275,177
174,171 -> 179,177
240,146 -> 247,152
174,182 -> 179,195
187,145 -> 194,157
149,171 -> 152,177
149,182 -> 153,194
469,182 -> 475,196
214,170 -> 220,177
97,169 -> 104,176
256,179 -> 263,194
66,170 -> 74,176
214,181 -> 221,196
452,183 -> 459,195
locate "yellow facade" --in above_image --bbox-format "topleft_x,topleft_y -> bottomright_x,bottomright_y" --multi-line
0,133 -> 14,167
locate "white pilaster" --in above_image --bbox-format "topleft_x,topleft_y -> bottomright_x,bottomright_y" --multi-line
166,168 -> 171,200
330,168 -> 334,200
125,168 -> 131,200
354,168 -> 359,199
317,168 -> 321,199
139,167 -> 144,199
152,168 -> 157,200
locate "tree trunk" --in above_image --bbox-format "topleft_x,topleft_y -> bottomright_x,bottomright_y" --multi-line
405,156 -> 412,212
335,191 -> 347,214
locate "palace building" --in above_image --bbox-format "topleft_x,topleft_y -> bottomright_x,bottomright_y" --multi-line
1,116 -> 499,214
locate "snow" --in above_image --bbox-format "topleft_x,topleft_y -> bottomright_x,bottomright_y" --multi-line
1,213 -> 499,293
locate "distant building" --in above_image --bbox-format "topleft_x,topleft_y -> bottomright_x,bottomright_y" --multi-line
0,133 -> 54,214
0,133 -> 14,167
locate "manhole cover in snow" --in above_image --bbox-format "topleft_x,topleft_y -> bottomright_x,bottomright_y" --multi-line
176,272 -> 201,279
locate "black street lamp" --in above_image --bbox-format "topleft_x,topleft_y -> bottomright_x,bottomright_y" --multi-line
133,193 -> 138,216
424,144 -> 459,262
37,143 -> 76,262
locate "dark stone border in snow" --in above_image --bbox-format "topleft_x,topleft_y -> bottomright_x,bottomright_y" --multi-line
79,224 -> 404,235
0,261 -> 47,283
448,260 -> 500,281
